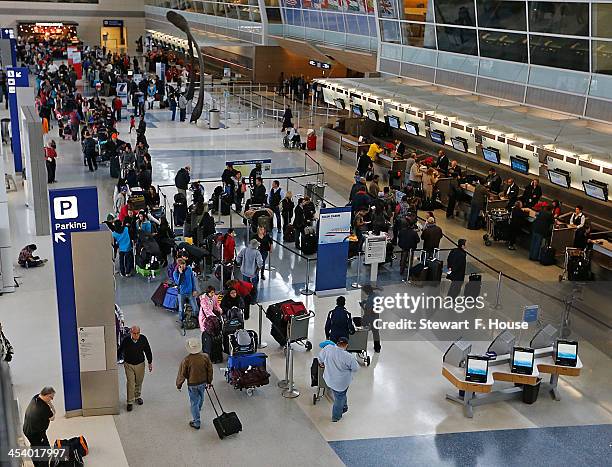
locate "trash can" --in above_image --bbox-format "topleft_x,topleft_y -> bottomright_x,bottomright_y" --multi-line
522,382 -> 541,404
209,109 -> 220,129
1,118 -> 10,144
306,129 -> 316,150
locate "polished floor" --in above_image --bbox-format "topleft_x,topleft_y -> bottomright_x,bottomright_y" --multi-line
1,97 -> 610,467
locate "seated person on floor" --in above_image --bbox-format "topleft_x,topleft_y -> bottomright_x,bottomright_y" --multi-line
18,244 -> 48,268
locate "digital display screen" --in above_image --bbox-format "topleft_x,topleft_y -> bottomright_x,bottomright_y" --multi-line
127,70 -> 133,76
352,104 -> 363,117
405,121 -> 419,136
483,147 -> 500,164
510,156 -> 529,174
557,343 -> 577,360
583,181 -> 608,202
366,109 -> 379,121
513,351 -> 534,368
548,170 -> 570,188
334,98 -> 345,110
451,137 -> 467,153
467,358 -> 488,376
430,130 -> 445,145
388,115 -> 400,129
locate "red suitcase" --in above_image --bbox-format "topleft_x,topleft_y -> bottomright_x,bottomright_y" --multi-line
280,301 -> 307,321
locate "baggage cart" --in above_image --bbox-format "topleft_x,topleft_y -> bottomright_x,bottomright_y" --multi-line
559,247 -> 590,282
312,362 -> 331,405
348,317 -> 371,366
483,208 -> 510,246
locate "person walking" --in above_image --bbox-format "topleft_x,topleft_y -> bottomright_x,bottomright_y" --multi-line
112,223 -> 134,276
23,387 -> 56,466
254,225 -> 272,280
44,140 -> 58,184
268,180 -> 284,231
169,92 -> 177,121
324,296 -> 355,343
178,93 -> 188,122
360,285 -> 381,353
117,326 -> 153,412
236,239 -> 263,300
82,131 -> 97,172
421,217 -> 443,257
173,258 -> 200,325
318,337 -> 359,422
176,338 -> 214,430
446,239 -> 467,299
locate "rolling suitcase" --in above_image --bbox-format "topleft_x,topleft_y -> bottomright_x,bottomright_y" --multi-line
207,385 -> 242,439
409,251 -> 429,287
110,155 -> 120,178
162,286 -> 179,311
283,224 -> 295,242
301,233 -> 317,255
128,189 -> 146,211
464,273 -> 482,298
426,249 -> 443,283
539,245 -> 556,266
151,281 -> 169,307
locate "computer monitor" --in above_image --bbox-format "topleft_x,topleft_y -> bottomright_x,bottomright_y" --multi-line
555,339 -> 578,367
404,121 -> 419,136
582,180 -> 608,202
510,155 -> 529,175
430,129 -> 445,145
547,169 -> 571,188
387,115 -> 400,129
443,340 -> 472,367
465,355 -> 489,383
334,98 -> 345,110
483,147 -> 500,164
352,103 -> 363,117
127,70 -> 134,76
451,136 -> 467,153
366,109 -> 379,121
530,324 -> 558,349
487,330 -> 516,357
511,347 -> 535,375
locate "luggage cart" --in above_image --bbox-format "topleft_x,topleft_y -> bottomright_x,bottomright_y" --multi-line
347,327 -> 371,366
559,247 -> 590,282
312,363 -> 330,405
286,311 -> 315,350
483,208 -> 510,246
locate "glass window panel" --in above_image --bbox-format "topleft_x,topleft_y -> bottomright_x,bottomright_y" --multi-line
528,66 -> 589,94
478,30 -> 527,63
529,2 -> 588,36
434,0 -> 475,26
402,45 -> 437,67
399,0 -> 432,22
368,16 -> 377,36
377,0 -> 399,19
529,35 -> 589,73
589,74 -> 612,99
336,12 -> 347,33
267,7 -> 282,24
400,22 -> 436,49
346,14 -> 368,36
323,12 -> 339,32
380,20 -> 401,44
593,40 -> 612,76
381,43 -> 402,60
436,26 -> 477,55
437,51 -> 478,74
476,0 -> 526,31
479,58 -> 528,83
593,4 -> 612,39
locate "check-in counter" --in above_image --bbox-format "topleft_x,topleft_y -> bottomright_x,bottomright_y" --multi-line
591,239 -> 612,270
321,127 -> 369,165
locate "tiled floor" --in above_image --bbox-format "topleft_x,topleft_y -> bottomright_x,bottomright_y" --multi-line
2,94 -> 610,467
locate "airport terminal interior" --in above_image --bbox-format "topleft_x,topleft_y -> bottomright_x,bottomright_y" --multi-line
0,1 -> 611,466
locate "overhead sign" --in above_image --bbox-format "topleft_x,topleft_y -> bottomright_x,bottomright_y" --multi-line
6,67 -> 29,173
116,82 -> 128,106
1,27 -> 15,39
309,59 -> 331,70
103,19 -> 124,27
49,186 -> 100,412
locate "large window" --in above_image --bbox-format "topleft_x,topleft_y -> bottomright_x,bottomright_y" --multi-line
476,0 -> 526,31
380,20 -> 401,44
593,3 -> 612,39
436,26 -> 477,55
479,30 -> 527,63
434,0 -> 475,26
377,0 -> 399,19
529,35 -> 589,72
401,22 -> 436,49
593,40 -> 612,76
528,2 -> 588,37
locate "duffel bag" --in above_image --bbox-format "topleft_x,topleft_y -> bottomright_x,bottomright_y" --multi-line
280,301 -> 307,321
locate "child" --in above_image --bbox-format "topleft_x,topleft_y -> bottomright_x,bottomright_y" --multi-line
129,114 -> 136,133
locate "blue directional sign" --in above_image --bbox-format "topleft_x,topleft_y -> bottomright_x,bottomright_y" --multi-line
49,187 -> 100,412
1,28 -> 17,67
6,67 -> 29,173
1,28 -> 15,39
523,305 -> 539,323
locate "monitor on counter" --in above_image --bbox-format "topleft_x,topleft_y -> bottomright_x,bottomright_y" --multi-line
483,147 -> 500,164
127,70 -> 134,76
333,98 -> 345,110
547,169 -> 571,189
352,103 -> 363,117
465,355 -> 489,383
430,129 -> 445,145
582,180 -> 608,202
404,121 -> 419,136
451,136 -> 467,153
555,340 -> 578,367
510,155 -> 529,175
366,109 -> 379,121
387,115 -> 400,129
511,347 -> 535,375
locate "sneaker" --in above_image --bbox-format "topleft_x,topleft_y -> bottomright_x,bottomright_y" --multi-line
332,418 -> 340,422
189,421 -> 200,430
127,404 -> 133,412
136,398 -> 143,405
342,406 -> 349,414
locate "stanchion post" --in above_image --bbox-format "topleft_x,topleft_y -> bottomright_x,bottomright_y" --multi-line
493,271 -> 503,309
267,246 -> 275,272
278,342 -> 290,389
257,304 -> 268,349
300,258 -> 315,296
404,249 -> 414,283
351,252 -> 362,289
219,244 -> 224,289
215,195 -> 224,225
282,342 -> 300,399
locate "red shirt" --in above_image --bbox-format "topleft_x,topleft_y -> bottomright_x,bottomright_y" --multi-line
222,235 -> 235,262
44,147 -> 57,161
233,280 -> 253,297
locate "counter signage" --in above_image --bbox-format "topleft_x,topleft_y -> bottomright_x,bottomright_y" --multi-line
315,207 -> 351,294
6,67 -> 29,172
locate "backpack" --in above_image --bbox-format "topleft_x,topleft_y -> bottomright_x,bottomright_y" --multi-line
226,306 -> 244,328
182,303 -> 198,330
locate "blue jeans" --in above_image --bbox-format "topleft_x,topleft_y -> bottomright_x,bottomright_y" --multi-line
178,293 -> 199,322
188,384 -> 205,427
468,204 -> 482,229
119,250 -> 133,276
331,388 -> 348,421
260,251 -> 268,277
529,233 -> 543,261
171,107 -> 176,121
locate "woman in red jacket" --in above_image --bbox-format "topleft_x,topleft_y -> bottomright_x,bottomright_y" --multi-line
222,229 -> 236,263
44,140 -> 58,183
224,278 -> 254,319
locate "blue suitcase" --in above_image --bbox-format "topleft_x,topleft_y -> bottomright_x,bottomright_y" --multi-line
162,286 -> 179,311
228,352 -> 267,371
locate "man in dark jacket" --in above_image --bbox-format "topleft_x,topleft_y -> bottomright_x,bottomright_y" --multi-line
175,165 -> 191,198
446,239 -> 467,298
436,149 -> 449,175
251,176 -> 267,205
117,326 -> 153,411
23,387 -> 56,465
500,178 -> 519,208
349,177 -> 367,202
293,198 -> 305,249
82,131 -> 97,172
221,162 -> 236,186
396,216 -> 420,276
357,152 -> 373,177
325,296 -> 355,343
468,181 -> 488,229
529,205 -> 554,261
485,168 -> 502,194
421,217 -> 443,257
446,172 -> 461,219
521,179 -> 542,208
351,187 -> 371,216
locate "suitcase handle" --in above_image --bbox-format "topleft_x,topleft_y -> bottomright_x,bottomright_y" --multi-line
206,384 -> 226,416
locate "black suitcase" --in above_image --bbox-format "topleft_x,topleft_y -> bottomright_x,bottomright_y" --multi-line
173,202 -> 187,227
283,224 -> 295,242
151,282 -> 169,307
426,259 -> 443,283
567,256 -> 591,281
464,273 -> 482,298
539,245 -> 556,266
202,332 -> 224,363
221,197 -> 232,215
183,213 -> 193,238
110,155 -> 120,178
206,385 -> 242,439
301,233 -> 317,255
